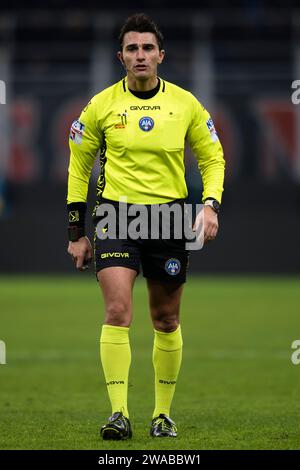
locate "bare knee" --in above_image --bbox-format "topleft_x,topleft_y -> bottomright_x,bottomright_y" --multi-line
105,301 -> 132,327
152,308 -> 179,332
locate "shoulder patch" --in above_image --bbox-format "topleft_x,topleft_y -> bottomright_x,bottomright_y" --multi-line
206,117 -> 219,143
69,119 -> 85,144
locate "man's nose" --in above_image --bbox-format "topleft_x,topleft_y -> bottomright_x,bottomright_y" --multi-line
136,47 -> 146,60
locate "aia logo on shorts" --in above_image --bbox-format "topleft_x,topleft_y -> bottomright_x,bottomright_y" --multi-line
165,258 -> 181,276
139,116 -> 154,131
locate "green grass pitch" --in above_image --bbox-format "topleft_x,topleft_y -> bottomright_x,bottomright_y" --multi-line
0,275 -> 300,450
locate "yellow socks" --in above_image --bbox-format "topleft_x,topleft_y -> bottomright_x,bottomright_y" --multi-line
100,325 -> 131,418
152,325 -> 183,418
100,324 -> 182,420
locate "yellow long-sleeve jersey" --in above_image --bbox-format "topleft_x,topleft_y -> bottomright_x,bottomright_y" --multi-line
67,77 -> 225,205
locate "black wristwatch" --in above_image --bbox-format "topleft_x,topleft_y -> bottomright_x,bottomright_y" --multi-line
68,226 -> 85,242
204,198 -> 220,214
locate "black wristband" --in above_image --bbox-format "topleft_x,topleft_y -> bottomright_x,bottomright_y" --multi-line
68,226 -> 85,242
67,202 -> 87,230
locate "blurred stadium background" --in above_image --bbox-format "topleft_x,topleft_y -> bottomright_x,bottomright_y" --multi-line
0,0 -> 299,274
1,1 -> 300,451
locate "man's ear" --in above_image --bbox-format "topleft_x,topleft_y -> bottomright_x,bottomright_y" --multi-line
117,51 -> 125,66
157,49 -> 165,65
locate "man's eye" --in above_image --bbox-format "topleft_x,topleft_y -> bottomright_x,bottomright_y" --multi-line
127,46 -> 137,51
144,45 -> 154,51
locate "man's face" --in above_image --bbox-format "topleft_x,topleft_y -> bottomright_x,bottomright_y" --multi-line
118,31 -> 165,81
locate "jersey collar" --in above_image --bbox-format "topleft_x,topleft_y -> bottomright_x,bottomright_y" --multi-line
122,76 -> 166,95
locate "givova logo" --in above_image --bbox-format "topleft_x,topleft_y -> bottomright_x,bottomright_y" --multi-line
159,379 -> 177,385
101,252 -> 129,259
0,340 -> 6,364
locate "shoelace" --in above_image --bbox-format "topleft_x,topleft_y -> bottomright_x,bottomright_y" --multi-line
110,413 -> 125,424
154,417 -> 177,433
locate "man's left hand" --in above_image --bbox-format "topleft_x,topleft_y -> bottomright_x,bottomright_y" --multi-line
203,205 -> 218,242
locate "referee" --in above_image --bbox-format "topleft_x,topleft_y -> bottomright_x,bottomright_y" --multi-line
67,13 -> 225,440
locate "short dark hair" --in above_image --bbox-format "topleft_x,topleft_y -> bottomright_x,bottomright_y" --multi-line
119,13 -> 164,51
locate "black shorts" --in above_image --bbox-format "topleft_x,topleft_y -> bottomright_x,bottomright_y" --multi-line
93,198 -> 190,283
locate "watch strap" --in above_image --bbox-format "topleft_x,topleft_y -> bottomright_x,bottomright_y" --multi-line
204,198 -> 220,214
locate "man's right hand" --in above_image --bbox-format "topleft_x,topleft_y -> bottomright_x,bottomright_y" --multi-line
67,236 -> 93,271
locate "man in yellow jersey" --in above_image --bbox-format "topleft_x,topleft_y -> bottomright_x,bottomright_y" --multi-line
67,13 -> 225,440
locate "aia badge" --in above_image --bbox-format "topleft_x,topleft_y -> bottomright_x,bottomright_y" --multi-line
165,258 -> 181,276
69,120 -> 85,144
206,117 -> 219,143
139,116 -> 154,132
